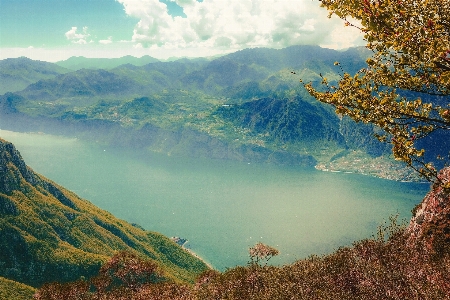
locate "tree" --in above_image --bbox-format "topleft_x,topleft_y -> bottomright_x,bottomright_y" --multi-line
248,243 -> 279,265
304,0 -> 450,184
34,251 -> 166,300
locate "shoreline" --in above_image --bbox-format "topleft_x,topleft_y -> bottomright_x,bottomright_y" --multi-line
314,164 -> 427,183
313,149 -> 428,183
184,247 -> 215,270
171,237 -> 214,269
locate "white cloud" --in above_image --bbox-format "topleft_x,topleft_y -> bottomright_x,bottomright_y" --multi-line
116,0 -> 365,52
99,36 -> 113,44
65,26 -> 91,44
1,1 -> 365,63
319,19 -> 366,50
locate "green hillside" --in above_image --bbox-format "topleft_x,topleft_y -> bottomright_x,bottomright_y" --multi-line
0,276 -> 35,300
0,138 -> 209,288
0,57 -> 69,95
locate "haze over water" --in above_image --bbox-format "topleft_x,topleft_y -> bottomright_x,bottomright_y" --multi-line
0,129 -> 429,270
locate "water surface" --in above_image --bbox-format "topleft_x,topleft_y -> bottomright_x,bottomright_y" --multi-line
0,129 -> 429,270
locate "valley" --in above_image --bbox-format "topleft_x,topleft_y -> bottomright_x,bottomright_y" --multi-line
0,45 -> 442,295
0,46 -> 423,182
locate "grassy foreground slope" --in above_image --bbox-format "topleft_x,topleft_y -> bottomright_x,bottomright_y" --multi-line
0,138 -> 209,288
0,276 -> 35,300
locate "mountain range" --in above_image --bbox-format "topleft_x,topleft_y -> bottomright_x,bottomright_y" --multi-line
55,55 -> 160,71
1,45 -> 441,181
0,57 -> 69,95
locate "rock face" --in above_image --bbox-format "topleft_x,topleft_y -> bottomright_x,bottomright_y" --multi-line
407,167 -> 450,252
0,138 -> 209,287
0,140 -> 38,194
217,97 -> 345,146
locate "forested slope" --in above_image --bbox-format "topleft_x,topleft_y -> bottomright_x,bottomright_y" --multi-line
0,138 -> 209,289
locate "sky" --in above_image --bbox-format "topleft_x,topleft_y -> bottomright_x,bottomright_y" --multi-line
0,0 -> 365,62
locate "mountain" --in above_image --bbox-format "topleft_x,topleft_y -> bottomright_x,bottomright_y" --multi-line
1,45 -> 419,179
55,55 -> 160,71
1,45 -> 369,110
208,45 -> 366,73
111,60 -> 206,92
5,46 -> 368,105
19,69 -> 145,102
0,138 -> 209,288
0,57 -> 69,94
178,45 -> 367,95
216,97 -> 345,145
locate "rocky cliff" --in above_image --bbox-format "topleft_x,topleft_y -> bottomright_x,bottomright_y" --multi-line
408,167 -> 450,253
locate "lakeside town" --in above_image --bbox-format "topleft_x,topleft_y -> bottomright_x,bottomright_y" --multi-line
315,150 -> 425,183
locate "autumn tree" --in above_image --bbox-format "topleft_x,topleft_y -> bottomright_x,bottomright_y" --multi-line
304,0 -> 450,183
34,251 -> 166,300
248,243 -> 279,265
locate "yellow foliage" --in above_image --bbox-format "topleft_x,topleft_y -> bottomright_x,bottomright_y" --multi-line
0,277 -> 35,300
305,0 -> 450,183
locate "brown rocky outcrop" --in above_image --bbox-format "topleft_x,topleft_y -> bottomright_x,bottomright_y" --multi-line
407,167 -> 450,253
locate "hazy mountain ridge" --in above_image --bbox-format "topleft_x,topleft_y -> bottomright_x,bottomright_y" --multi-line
0,138 -> 209,289
0,57 -> 69,95
55,55 -> 160,71
1,45 -> 368,97
1,46 -> 417,178
20,69 -> 144,102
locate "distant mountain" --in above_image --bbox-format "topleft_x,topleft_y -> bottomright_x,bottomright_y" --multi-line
179,45 -> 369,95
112,60 -> 206,92
56,55 -> 160,70
1,45 -> 412,177
20,68 -> 145,102
7,45 -> 370,106
216,97 -> 345,145
0,57 -> 69,94
211,45 -> 369,77
0,138 -> 209,288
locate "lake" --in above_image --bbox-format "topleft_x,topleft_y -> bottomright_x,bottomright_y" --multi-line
0,129 -> 429,270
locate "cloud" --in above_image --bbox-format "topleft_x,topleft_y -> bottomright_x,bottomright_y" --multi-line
320,25 -> 365,50
116,0 -> 364,52
65,26 -> 91,44
99,36 -> 113,44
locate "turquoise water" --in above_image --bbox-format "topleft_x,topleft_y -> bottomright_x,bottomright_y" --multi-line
0,129 -> 429,270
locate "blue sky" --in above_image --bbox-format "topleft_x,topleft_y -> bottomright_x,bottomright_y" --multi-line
0,0 -> 364,62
